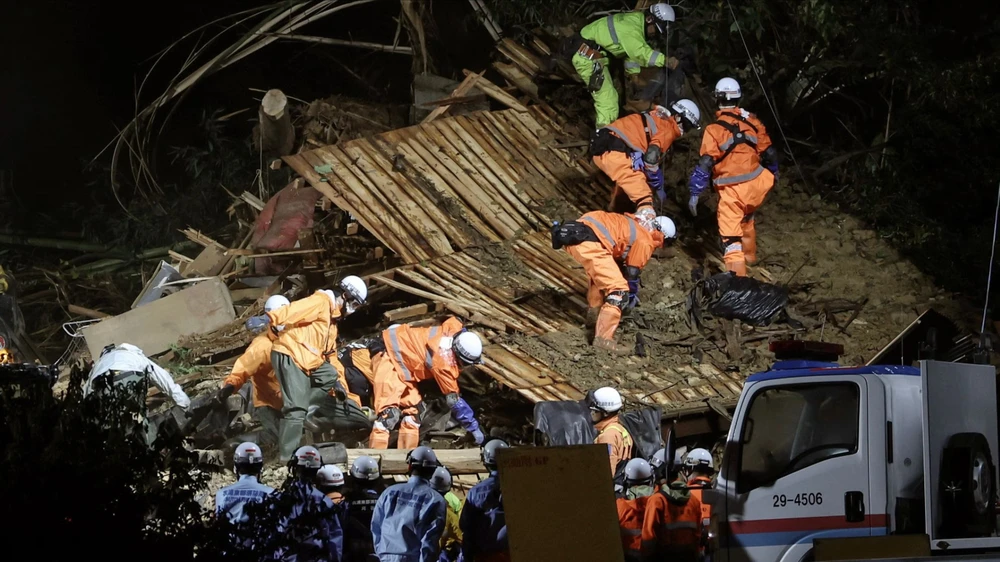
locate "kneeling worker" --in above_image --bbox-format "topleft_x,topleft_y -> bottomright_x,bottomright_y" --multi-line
368,316 -> 486,449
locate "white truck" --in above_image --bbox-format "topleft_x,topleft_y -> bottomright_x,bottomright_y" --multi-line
700,340 -> 1000,561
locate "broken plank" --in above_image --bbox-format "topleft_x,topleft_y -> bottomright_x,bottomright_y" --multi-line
463,69 -> 529,112
421,70 -> 484,124
383,303 -> 434,322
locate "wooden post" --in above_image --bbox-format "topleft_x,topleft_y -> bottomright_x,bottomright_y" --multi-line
256,89 -> 295,158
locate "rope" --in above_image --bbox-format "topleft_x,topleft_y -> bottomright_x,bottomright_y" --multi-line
723,0 -> 808,187
980,181 -> 1000,334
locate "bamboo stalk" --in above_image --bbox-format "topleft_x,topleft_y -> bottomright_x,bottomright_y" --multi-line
274,33 -> 413,54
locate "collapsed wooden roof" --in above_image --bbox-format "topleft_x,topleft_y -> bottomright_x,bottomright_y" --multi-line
283,100 -> 740,416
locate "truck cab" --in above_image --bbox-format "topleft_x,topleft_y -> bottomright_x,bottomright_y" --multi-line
708,341 -> 1000,562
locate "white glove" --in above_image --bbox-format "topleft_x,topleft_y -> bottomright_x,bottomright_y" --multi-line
688,195 -> 699,216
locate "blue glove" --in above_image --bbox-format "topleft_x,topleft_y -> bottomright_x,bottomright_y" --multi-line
689,166 -> 711,198
630,151 -> 645,171
245,315 -> 271,333
471,428 -> 485,445
448,395 -> 481,435
645,166 -> 663,189
765,160 -> 779,181
627,278 -> 640,309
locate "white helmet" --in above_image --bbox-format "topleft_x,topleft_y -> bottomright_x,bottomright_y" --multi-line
350,455 -> 381,481
454,331 -> 484,365
624,458 -> 654,484
714,77 -> 742,104
649,448 -> 666,469
264,294 -> 290,313
684,447 -> 714,470
234,441 -> 264,474
653,216 -> 676,239
292,445 -> 323,469
407,446 -> 441,469
482,438 -> 510,470
316,464 -> 345,488
340,275 -> 368,307
588,387 -> 623,415
670,99 -> 701,132
649,3 -> 676,34
429,466 -> 453,494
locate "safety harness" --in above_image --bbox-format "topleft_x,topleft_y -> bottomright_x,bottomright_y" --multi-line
712,111 -> 758,164
589,112 -> 656,157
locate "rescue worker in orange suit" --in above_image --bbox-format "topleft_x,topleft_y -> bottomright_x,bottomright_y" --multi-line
588,387 -> 633,475
218,294 -> 289,441
683,448 -> 715,557
244,276 -> 370,461
553,211 -> 677,352
617,458 -> 657,562
643,467 -> 703,562
688,77 -> 779,276
368,316 -> 486,449
590,100 -> 702,228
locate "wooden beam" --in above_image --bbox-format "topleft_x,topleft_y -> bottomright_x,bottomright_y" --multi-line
346,448 -> 486,475
275,34 -> 414,54
384,303 -> 430,322
421,70 -> 485,124
463,69 -> 529,112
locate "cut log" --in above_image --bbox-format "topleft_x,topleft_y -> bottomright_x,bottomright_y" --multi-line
384,303 -> 432,322
256,89 -> 295,158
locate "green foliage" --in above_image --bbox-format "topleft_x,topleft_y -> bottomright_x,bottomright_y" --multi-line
0,366 -> 210,558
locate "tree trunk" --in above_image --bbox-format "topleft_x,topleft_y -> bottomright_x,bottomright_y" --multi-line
255,89 -> 295,159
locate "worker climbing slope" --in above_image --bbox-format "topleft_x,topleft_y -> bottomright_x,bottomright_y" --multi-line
688,77 -> 779,276
589,387 -> 633,475
244,276 -> 369,460
591,101 -> 701,226
570,3 -> 679,127
218,295 -> 289,442
553,211 -> 676,352
368,316 -> 485,450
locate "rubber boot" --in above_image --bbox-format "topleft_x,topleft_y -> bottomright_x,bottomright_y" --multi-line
593,336 -> 630,355
398,417 -> 421,449
593,305 -> 629,355
585,307 -> 600,328
726,259 -> 748,277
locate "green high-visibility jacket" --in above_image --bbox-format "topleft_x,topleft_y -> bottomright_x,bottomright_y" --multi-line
581,11 -> 666,74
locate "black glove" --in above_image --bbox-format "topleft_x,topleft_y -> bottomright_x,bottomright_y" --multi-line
217,384 -> 236,402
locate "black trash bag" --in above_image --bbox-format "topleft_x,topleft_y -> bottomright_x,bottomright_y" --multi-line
533,400 -> 597,446
619,407 -> 664,461
693,272 -> 788,326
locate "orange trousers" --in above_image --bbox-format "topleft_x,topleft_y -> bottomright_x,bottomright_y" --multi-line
717,170 -> 774,276
595,151 -> 654,215
567,241 -> 627,341
368,352 -> 422,449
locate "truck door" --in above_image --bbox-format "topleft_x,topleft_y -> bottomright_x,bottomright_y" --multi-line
718,376 -> 877,562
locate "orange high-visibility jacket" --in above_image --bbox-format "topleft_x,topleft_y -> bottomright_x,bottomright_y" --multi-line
642,489 -> 703,556
380,316 -> 466,395
604,112 -> 682,155
617,495 -> 650,558
223,331 -> 283,411
267,290 -> 342,372
699,109 -> 773,187
595,415 -> 633,475
688,475 -> 713,526
578,211 -> 664,270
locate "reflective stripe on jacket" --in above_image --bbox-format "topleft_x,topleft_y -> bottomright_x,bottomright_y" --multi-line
602,111 -> 681,155
578,211 -> 663,269
580,11 -> 665,74
380,316 -> 466,394
699,109 -> 773,187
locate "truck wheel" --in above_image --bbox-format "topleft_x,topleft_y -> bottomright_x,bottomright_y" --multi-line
939,432 -> 996,538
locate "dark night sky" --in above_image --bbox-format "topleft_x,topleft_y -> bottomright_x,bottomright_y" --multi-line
1,0 -> 482,228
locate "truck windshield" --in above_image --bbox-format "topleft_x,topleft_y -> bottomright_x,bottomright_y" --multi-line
737,382 -> 859,493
